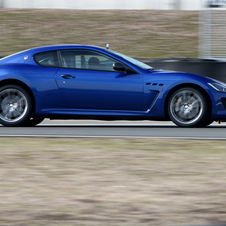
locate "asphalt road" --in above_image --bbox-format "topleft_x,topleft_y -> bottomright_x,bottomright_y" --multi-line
0,120 -> 226,139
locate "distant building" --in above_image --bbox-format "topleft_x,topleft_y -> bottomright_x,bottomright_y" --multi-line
0,0 -> 203,10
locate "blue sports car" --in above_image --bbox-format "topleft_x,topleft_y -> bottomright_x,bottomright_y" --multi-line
0,44 -> 226,127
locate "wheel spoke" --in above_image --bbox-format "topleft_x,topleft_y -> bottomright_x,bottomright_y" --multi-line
181,91 -> 187,102
191,99 -> 200,108
177,110 -> 186,120
187,96 -> 195,104
12,109 -> 21,119
4,110 -> 13,120
187,110 -> 198,119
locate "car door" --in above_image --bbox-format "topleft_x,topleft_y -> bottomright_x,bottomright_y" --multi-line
55,49 -> 143,111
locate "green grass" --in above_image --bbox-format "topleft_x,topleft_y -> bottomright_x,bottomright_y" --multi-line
0,9 -> 199,58
0,137 -> 226,226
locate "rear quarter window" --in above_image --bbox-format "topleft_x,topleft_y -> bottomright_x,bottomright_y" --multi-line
33,51 -> 59,67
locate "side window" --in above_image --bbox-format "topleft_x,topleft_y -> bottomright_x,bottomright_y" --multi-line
33,51 -> 59,67
60,50 -> 77,68
59,49 -> 119,72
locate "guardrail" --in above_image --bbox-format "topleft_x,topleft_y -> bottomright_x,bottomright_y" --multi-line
140,58 -> 226,83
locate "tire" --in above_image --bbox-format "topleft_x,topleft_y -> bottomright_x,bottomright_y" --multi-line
203,119 -> 214,127
0,85 -> 33,127
25,117 -> 45,127
167,87 -> 211,127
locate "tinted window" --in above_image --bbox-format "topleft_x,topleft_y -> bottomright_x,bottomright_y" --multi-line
34,51 -> 59,67
59,49 -> 118,72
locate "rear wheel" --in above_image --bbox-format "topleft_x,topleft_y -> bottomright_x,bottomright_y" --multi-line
167,87 -> 211,127
0,85 -> 32,127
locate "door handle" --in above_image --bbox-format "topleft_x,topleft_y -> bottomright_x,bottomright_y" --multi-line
61,74 -> 76,79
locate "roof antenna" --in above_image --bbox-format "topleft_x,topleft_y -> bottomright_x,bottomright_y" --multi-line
106,44 -> 110,49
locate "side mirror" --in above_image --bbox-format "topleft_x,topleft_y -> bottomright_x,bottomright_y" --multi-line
113,62 -> 126,72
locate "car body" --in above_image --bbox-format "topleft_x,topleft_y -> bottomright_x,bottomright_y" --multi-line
0,44 -> 226,127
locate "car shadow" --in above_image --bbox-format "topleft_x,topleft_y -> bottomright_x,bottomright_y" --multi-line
37,124 -> 226,128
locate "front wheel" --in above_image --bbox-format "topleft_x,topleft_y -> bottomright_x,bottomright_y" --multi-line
167,87 -> 211,127
0,85 -> 33,127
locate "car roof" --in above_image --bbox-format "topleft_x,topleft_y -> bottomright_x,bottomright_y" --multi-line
29,45 -> 106,54
0,45 -> 109,65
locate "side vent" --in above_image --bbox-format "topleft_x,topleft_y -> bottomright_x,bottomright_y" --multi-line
146,83 -> 165,86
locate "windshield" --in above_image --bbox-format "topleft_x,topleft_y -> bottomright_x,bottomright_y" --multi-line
107,49 -> 153,70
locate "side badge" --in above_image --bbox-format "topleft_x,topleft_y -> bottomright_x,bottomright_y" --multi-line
24,56 -> 28,60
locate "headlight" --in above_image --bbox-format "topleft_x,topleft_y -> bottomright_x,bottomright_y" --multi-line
208,82 -> 226,92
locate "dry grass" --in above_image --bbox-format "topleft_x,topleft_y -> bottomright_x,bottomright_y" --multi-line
0,9 -> 199,58
0,137 -> 226,226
